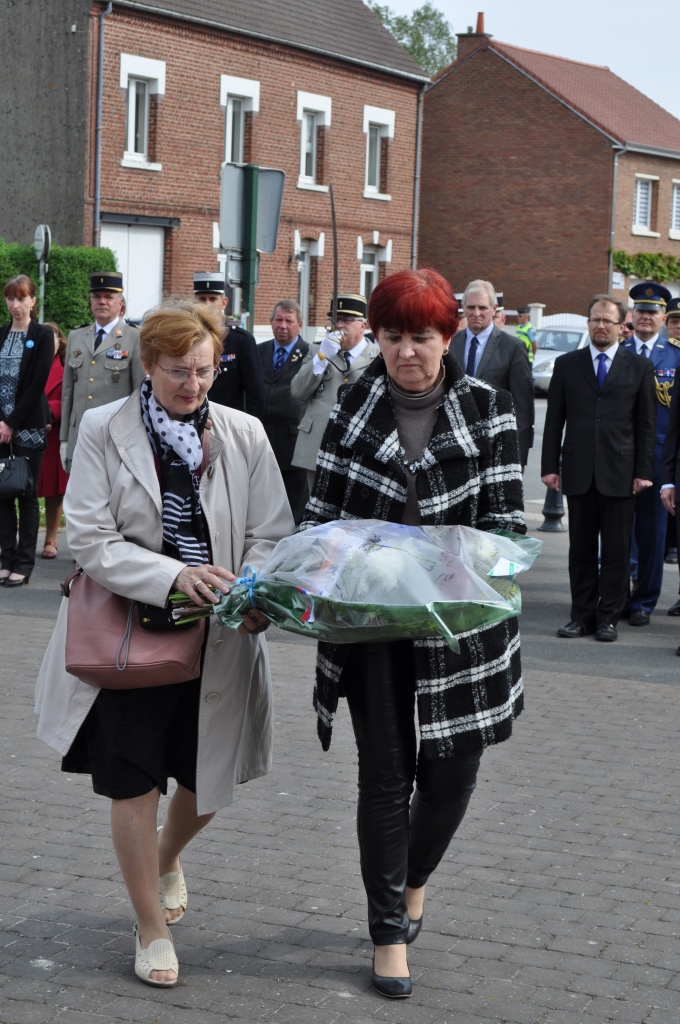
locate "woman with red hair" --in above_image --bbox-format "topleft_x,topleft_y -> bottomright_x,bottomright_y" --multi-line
300,268 -> 525,999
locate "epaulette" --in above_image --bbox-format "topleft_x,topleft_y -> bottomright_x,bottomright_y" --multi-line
124,319 -> 140,328
668,337 -> 680,348
72,323 -> 90,330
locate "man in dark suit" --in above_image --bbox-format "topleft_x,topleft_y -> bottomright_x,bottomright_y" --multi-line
194,272 -> 266,419
452,279 -> 534,467
541,294 -> 655,642
659,297 -> 680,622
257,300 -> 310,522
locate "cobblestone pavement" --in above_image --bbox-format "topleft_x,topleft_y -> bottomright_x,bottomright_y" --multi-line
3,498 -> 680,1023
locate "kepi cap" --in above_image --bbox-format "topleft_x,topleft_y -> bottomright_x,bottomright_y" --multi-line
666,297 -> 680,318
629,280 -> 671,312
193,272 -> 226,295
328,293 -> 367,319
90,270 -> 123,292
516,306 -> 531,314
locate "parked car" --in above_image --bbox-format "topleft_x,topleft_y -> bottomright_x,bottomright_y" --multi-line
532,317 -> 589,394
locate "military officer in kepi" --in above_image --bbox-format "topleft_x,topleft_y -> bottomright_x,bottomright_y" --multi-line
60,271 -> 145,472
291,294 -> 379,493
194,272 -> 265,419
621,281 -> 680,625
658,298 -> 680,617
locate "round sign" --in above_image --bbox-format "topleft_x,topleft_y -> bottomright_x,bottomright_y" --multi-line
33,224 -> 51,263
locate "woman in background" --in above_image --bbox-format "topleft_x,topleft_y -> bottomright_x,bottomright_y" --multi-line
38,322 -> 69,558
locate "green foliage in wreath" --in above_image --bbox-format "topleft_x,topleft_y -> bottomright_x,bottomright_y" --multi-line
611,249 -> 680,284
0,238 -> 117,334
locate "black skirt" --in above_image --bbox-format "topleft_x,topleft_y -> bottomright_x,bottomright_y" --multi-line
61,677 -> 201,800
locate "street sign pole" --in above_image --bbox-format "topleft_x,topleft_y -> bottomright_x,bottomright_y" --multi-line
33,224 -> 51,324
241,164 -> 259,329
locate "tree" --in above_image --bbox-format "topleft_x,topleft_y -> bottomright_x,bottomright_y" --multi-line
366,1 -> 457,78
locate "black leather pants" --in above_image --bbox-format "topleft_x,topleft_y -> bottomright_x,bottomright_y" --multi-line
342,640 -> 482,945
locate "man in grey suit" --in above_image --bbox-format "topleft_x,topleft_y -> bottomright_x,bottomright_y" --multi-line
60,271 -> 145,471
257,300 -> 310,523
291,294 -> 379,492
452,279 -> 534,467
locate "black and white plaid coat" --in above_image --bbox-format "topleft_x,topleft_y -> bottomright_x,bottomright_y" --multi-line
299,353 -> 526,756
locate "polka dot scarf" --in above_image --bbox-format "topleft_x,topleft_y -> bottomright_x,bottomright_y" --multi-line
140,378 -> 210,566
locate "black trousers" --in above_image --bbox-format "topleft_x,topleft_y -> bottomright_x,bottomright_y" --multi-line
342,640 -> 482,945
281,466 -> 309,525
0,444 -> 44,577
566,482 -> 636,628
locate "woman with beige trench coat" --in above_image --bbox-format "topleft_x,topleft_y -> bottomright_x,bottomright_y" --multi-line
35,301 -> 294,989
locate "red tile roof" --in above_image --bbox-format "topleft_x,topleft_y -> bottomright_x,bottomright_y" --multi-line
468,40 -> 680,152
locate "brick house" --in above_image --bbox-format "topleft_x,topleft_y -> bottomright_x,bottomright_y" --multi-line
0,0 -> 426,336
419,25 -> 680,317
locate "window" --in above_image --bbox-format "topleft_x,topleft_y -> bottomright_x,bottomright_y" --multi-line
296,92 -> 331,191
119,53 -> 165,170
360,250 -> 378,300
671,182 -> 680,239
632,174 -> 660,237
362,105 -> 395,201
357,234 -> 392,298
220,76 -> 260,164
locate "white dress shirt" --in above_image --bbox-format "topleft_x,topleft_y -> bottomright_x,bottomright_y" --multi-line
633,333 -> 659,359
589,341 -> 618,377
94,316 -> 120,340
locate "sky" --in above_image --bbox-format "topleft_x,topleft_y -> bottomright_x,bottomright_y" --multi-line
383,0 -> 680,122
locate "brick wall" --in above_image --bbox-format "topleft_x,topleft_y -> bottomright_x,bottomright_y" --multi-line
85,7 -> 420,329
420,45 -> 615,316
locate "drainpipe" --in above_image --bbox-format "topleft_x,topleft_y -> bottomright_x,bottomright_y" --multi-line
93,2 -> 113,247
411,83 -> 426,269
608,144 -> 628,291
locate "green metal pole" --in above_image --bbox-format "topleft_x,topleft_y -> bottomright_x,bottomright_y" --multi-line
242,164 -> 259,330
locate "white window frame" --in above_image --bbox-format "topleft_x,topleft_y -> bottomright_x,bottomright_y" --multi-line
296,92 -> 331,192
670,180 -> 680,240
632,173 -> 660,237
360,248 -> 379,301
220,75 -> 260,164
119,53 -> 165,170
362,105 -> 394,201
357,233 -> 392,299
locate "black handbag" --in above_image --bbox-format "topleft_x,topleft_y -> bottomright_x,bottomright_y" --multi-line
0,445 -> 34,500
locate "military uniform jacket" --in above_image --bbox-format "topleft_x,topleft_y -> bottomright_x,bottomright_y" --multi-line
621,335 -> 680,474
290,339 -> 379,471
60,319 -> 145,463
208,323 -> 266,420
257,337 -> 309,470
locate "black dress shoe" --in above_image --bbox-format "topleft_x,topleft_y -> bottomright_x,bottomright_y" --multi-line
668,598 -> 680,616
4,575 -> 28,588
595,623 -> 617,642
556,620 -> 588,638
665,549 -> 678,565
406,915 -> 423,945
628,609 -> 650,626
371,960 -> 412,999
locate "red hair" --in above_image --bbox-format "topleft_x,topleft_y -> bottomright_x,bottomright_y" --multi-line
368,269 -> 459,338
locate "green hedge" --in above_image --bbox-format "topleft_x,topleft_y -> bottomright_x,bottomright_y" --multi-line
611,249 -> 680,284
0,238 -> 117,334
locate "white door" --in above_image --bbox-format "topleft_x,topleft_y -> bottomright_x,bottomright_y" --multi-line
100,223 -> 164,320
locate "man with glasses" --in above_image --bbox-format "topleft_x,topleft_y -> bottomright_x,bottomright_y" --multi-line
192,272 -> 265,420
60,271 -> 144,472
291,294 -> 378,493
620,282 -> 679,626
542,294 -> 655,642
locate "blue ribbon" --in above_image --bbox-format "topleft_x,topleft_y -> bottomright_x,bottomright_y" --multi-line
235,565 -> 257,607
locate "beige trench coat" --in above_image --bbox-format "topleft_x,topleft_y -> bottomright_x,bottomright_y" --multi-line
35,388 -> 295,815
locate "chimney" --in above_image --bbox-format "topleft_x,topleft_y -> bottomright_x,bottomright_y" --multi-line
456,12 -> 491,62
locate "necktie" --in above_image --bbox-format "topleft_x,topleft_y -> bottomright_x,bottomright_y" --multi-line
273,346 -> 287,373
640,344 -> 649,358
94,328 -> 105,351
465,336 -> 479,376
343,351 -> 352,372
596,352 -> 608,388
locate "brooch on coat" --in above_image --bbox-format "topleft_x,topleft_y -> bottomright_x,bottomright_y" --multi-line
290,349 -> 303,363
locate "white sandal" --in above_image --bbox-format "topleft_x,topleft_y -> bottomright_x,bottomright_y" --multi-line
158,825 -> 187,925
133,923 -> 178,988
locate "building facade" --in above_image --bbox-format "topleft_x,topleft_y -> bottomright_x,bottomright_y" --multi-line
420,28 -> 680,316
0,0 -> 426,337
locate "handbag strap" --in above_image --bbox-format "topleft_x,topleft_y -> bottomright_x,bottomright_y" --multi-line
61,565 -> 84,598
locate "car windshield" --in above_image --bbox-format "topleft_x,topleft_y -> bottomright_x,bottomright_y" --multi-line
535,329 -> 583,352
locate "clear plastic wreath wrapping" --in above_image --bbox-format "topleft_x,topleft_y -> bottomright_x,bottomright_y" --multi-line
171,520 -> 541,653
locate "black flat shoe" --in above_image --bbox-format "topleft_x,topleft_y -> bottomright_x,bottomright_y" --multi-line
595,623 -> 617,642
4,575 -> 28,588
628,609 -> 650,626
406,914 -> 423,944
371,960 -> 412,999
556,620 -> 589,638
668,598 -> 680,616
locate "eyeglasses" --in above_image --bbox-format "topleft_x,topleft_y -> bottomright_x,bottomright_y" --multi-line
156,364 -> 218,384
335,316 -> 362,324
587,318 -> 621,327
